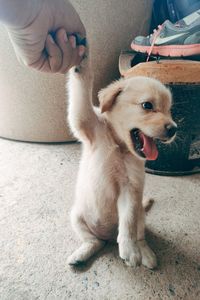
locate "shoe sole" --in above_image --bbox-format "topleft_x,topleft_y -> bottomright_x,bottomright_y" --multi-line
131,43 -> 200,57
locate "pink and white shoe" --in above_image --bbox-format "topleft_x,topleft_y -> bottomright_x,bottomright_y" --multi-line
131,9 -> 200,59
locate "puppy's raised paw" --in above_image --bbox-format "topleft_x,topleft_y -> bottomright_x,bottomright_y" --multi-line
138,240 -> 157,269
118,238 -> 141,267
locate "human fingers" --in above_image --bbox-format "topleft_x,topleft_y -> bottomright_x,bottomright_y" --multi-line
55,29 -> 85,73
43,34 -> 63,72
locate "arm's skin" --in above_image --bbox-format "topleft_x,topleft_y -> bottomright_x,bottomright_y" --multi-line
0,0 -> 86,73
0,0 -> 40,27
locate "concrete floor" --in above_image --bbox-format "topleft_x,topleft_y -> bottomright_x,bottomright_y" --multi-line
0,138 -> 200,300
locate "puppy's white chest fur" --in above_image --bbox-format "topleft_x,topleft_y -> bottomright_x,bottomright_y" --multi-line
74,127 -> 145,240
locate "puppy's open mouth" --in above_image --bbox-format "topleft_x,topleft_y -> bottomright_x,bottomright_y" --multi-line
130,129 -> 158,161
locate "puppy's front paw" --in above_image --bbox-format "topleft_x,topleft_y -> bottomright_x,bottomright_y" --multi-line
138,240 -> 157,269
74,56 -> 93,83
118,238 -> 141,267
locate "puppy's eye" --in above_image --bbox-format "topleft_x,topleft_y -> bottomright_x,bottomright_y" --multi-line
142,102 -> 153,110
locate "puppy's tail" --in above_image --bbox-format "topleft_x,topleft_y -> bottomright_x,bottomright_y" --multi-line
142,198 -> 154,212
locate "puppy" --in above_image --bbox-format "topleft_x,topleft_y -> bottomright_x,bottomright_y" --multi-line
67,57 -> 177,269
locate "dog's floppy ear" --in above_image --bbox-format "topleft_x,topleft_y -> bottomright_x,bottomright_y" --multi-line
98,80 -> 124,113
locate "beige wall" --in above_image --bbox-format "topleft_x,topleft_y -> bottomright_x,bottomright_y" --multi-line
0,0 -> 153,142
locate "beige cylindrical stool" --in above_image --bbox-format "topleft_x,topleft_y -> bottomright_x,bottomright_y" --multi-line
0,0 -> 153,142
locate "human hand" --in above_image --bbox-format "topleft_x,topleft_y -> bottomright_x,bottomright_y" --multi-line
0,0 -> 86,73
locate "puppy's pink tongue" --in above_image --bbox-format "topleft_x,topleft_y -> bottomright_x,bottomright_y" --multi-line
140,133 -> 158,161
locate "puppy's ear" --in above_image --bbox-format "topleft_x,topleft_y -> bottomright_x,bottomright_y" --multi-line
98,80 -> 123,113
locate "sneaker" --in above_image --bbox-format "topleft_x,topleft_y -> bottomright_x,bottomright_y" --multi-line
131,9 -> 200,58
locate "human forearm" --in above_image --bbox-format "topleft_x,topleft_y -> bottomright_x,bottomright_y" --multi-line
0,0 -> 86,73
0,0 -> 85,35
0,0 -> 41,28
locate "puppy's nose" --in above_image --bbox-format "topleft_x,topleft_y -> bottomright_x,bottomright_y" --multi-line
165,123 -> 177,138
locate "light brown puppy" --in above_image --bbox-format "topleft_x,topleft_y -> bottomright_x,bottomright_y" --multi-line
67,58 -> 177,269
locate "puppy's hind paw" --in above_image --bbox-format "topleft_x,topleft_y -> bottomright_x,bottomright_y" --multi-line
67,254 -> 84,266
67,252 -> 86,266
138,240 -> 157,269
67,240 -> 105,266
